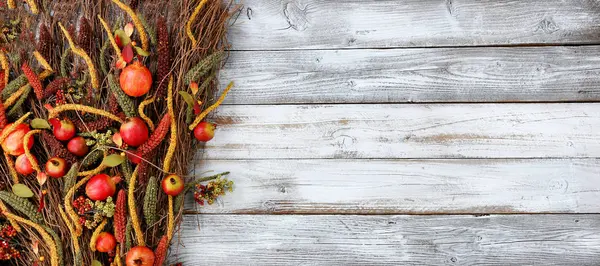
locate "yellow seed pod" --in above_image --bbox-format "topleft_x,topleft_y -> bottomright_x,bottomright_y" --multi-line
188,81 -> 234,130
128,166 -> 145,246
186,0 -> 208,46
138,96 -> 156,131
23,130 -> 41,173
58,23 -> 99,89
0,200 -> 21,232
90,219 -> 108,252
3,85 -> 30,107
33,51 -> 53,71
4,152 -> 18,184
58,207 -> 81,264
49,104 -> 124,123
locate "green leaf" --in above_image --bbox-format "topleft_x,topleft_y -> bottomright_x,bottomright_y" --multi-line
134,46 -> 150,57
30,118 -> 51,129
178,91 -> 195,108
102,154 -> 125,167
91,260 -> 103,266
12,184 -> 34,198
114,29 -> 131,46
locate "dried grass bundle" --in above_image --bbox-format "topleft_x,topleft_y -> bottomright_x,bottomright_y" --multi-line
0,0 -> 236,265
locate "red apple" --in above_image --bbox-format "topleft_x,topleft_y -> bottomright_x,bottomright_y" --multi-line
67,136 -> 89,157
49,118 -> 76,141
120,117 -> 149,147
1,123 -> 34,156
95,232 -> 117,253
85,174 -> 120,201
45,157 -> 67,178
126,246 -> 155,266
161,174 -> 184,196
193,121 -> 216,142
15,154 -> 36,175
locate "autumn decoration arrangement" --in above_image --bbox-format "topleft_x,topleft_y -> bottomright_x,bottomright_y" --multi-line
0,0 -> 235,265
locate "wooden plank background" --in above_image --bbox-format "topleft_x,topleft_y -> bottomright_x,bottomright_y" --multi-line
175,1 -> 600,264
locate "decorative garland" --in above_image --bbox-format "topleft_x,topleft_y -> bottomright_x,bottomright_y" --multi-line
0,1 -> 235,265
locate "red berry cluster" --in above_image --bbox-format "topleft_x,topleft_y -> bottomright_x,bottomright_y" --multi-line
72,196 -> 93,215
55,90 -> 66,105
0,224 -> 17,238
0,224 -> 20,260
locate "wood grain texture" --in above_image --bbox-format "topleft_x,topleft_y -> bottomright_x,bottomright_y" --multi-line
219,47 -> 600,104
185,159 -> 600,214
173,214 -> 600,265
228,0 -> 600,50
201,103 -> 600,159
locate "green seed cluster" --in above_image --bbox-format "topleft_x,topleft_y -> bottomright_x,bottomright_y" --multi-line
1,75 -> 26,100
99,40 -> 110,75
81,149 -> 103,169
120,161 -> 133,186
125,218 -> 132,250
0,191 -> 43,223
143,176 -> 158,226
184,51 -> 224,85
60,47 -> 71,78
62,163 -> 79,195
7,85 -> 31,117
108,74 -> 136,117
137,13 -> 157,45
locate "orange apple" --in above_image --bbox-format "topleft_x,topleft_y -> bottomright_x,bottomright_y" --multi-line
1,123 -> 34,156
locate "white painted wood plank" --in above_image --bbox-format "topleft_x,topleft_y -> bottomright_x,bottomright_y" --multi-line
219,47 -> 600,104
228,0 -> 600,50
173,214 -> 600,265
202,103 -> 600,159
185,159 -> 600,214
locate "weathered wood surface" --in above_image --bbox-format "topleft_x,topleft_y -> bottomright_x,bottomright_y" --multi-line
228,0 -> 600,50
186,159 -> 600,214
173,215 -> 600,265
219,47 -> 600,104
176,1 -> 600,264
202,103 -> 600,159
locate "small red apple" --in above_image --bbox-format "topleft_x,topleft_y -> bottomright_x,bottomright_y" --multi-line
49,118 -> 76,141
120,117 -> 149,147
193,121 -> 216,142
15,154 -> 36,175
161,174 -> 184,196
1,123 -> 34,156
126,246 -> 155,266
95,232 -> 117,253
45,157 -> 67,178
67,136 -> 89,157
85,174 -> 120,201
